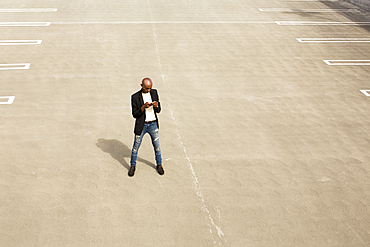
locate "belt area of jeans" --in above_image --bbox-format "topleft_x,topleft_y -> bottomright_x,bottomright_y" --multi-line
145,120 -> 156,124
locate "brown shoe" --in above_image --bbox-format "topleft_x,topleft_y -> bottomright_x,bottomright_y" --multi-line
156,165 -> 164,175
128,166 -> 136,177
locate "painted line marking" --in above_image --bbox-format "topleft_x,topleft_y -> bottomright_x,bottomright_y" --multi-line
297,38 -> 370,42
259,8 -> 357,12
0,96 -> 15,104
276,21 -> 370,25
360,90 -> 370,96
0,40 -> 42,45
0,8 -> 57,12
147,0 -> 225,244
0,63 -> 30,70
0,22 -> 51,26
52,21 -> 276,24
324,60 -> 370,65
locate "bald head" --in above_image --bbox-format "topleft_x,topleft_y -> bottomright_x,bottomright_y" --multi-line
141,77 -> 153,93
142,77 -> 152,86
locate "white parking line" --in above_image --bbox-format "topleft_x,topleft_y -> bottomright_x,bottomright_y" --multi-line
0,96 -> 15,104
52,21 -> 276,24
0,40 -> 42,45
324,60 -> 370,65
259,8 -> 357,12
0,63 -> 31,70
276,21 -> 370,25
360,90 -> 370,96
0,22 -> 51,26
297,38 -> 370,42
0,8 -> 57,12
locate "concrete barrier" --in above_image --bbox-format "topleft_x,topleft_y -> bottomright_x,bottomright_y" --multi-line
344,0 -> 370,11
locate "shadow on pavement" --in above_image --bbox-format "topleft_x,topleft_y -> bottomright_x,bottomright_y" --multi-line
96,138 -> 156,170
319,0 -> 370,32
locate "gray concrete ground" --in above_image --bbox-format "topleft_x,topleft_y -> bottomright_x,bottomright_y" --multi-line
344,0 -> 370,11
1,0 -> 370,246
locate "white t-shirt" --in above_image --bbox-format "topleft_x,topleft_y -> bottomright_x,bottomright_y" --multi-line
142,92 -> 156,122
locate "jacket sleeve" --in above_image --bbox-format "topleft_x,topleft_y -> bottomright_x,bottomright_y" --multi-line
132,94 -> 144,119
154,90 -> 161,114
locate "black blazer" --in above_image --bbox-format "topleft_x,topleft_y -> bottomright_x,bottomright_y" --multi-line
131,89 -> 161,135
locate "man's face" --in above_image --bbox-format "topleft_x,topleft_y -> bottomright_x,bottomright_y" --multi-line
141,81 -> 152,93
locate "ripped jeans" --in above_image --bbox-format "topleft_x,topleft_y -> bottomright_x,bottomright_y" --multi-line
130,122 -> 162,166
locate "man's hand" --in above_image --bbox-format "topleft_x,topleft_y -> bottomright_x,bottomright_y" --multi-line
152,101 -> 158,108
141,102 -> 151,112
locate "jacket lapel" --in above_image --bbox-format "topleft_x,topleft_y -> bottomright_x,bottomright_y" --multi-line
150,89 -> 155,101
138,90 -> 144,104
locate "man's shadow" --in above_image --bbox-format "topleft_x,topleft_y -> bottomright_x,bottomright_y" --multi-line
96,138 -> 156,170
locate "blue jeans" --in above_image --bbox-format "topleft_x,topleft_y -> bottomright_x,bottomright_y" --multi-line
130,122 -> 162,166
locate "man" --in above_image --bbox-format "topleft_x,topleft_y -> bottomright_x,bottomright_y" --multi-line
129,78 -> 164,177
